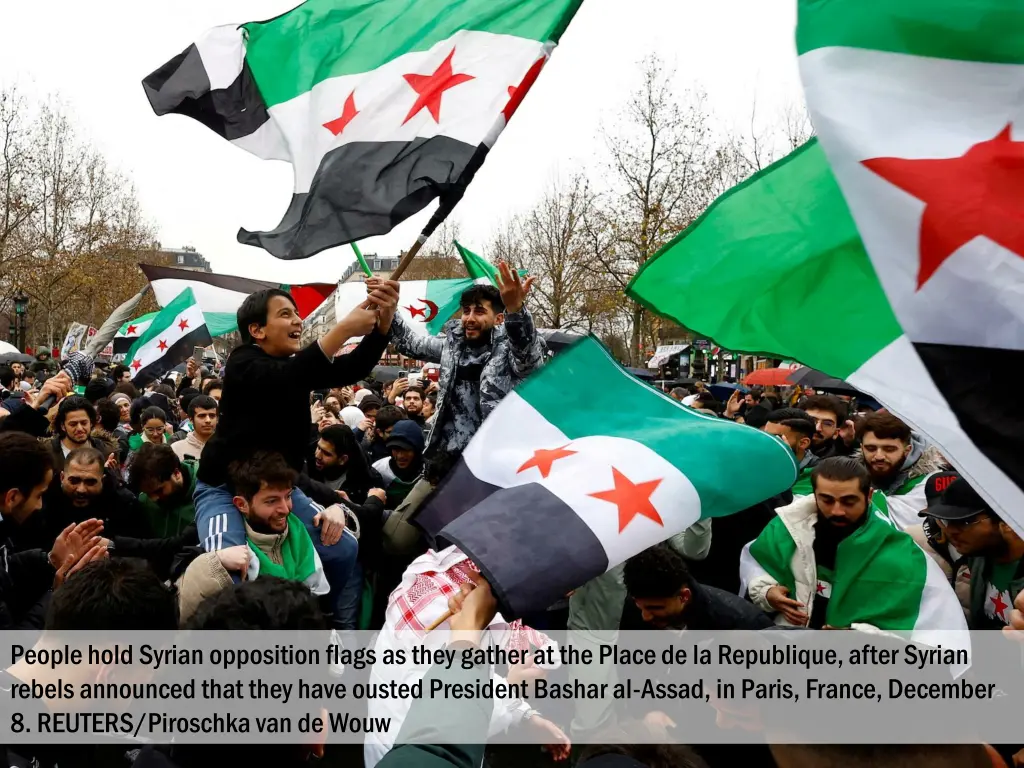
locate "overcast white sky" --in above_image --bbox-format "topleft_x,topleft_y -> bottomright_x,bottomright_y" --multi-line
0,0 -> 801,284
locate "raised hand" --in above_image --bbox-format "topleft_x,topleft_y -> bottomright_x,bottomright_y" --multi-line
496,262 -> 534,314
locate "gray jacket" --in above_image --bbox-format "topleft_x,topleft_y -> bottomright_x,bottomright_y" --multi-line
389,310 -> 546,459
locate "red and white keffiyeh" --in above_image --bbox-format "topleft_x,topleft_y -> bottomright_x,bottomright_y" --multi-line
386,546 -> 555,658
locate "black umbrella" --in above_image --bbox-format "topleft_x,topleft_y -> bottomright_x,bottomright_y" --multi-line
789,367 -> 859,395
538,328 -> 583,354
0,352 -> 33,365
370,365 -> 403,383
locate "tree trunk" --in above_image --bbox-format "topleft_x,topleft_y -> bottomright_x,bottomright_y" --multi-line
630,304 -> 644,367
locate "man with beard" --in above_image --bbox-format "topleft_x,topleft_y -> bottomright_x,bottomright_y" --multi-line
49,396 -> 115,476
922,477 -> 1024,630
388,264 -> 545,469
799,394 -> 858,460
622,544 -> 771,631
400,385 -> 426,427
130,443 -> 198,538
764,408 -> 817,494
372,420 -> 424,509
858,411 -> 944,530
742,457 -> 965,632
17,448 -> 145,552
0,433 -> 105,630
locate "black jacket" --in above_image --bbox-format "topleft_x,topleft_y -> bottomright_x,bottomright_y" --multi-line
199,331 -> 389,488
0,520 -> 56,630
112,524 -> 199,581
18,472 -> 148,554
689,489 -> 793,594
620,582 -> 774,632
0,401 -> 49,437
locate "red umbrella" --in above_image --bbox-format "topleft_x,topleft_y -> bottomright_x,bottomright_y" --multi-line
744,367 -> 801,387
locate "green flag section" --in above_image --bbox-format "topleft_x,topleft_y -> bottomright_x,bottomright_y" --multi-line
127,289 -> 213,387
628,140 -> 900,380
739,496 -> 967,654
417,335 -> 797,616
455,240 -> 499,284
795,0 -> 1024,531
143,0 -> 583,260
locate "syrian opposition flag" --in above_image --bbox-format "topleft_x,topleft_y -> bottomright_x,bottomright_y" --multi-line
126,289 -> 213,386
114,312 -> 157,355
416,336 -> 798,617
142,0 -> 583,261
739,497 -> 968,650
628,1 -> 1024,536
141,264 -> 335,337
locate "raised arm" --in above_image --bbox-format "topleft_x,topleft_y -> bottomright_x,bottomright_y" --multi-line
389,314 -> 444,363
496,262 -> 545,379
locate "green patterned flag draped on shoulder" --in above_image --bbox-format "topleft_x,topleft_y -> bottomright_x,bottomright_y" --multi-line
143,0 -> 584,260
629,0 -> 1024,536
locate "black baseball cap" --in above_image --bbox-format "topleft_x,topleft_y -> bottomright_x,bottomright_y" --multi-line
921,475 -> 991,522
924,471 -> 960,506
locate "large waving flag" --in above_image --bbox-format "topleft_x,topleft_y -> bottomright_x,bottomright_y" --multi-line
143,0 -> 583,260
628,127 -> 1024,535
416,336 -> 797,617
140,265 -> 335,338
127,289 -> 213,387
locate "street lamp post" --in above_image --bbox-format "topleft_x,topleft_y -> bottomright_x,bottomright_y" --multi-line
13,292 -> 28,351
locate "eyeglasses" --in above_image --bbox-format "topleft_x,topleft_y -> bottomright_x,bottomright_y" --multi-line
814,418 -> 837,429
935,513 -> 989,529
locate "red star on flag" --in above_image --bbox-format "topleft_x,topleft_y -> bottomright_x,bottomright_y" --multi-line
517,446 -> 577,479
862,124 -> 1024,289
323,92 -> 360,136
816,582 -> 825,594
126,325 -> 137,335
589,467 -> 664,533
131,359 -> 141,372
157,339 -> 168,352
990,590 -> 1009,621
502,56 -> 546,123
178,319 -> 189,331
402,48 -> 474,125
406,304 -> 427,320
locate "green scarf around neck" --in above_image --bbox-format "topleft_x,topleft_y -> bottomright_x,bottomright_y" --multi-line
247,514 -> 316,583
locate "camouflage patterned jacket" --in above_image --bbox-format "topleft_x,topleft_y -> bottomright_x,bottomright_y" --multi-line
389,310 -> 546,461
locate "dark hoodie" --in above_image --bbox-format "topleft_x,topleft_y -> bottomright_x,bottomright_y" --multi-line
371,420 -> 424,509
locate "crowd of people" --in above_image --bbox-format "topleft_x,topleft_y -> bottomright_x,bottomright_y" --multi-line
0,260 -> 1022,768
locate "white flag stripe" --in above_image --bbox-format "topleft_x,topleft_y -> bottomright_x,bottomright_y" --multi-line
800,47 -> 1024,350
117,319 -> 153,339
334,280 -> 447,338
195,24 -> 246,91
150,277 -> 250,316
269,30 -> 546,194
131,303 -> 206,370
462,392 -> 701,570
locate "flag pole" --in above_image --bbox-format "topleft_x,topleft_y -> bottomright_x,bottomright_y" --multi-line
388,234 -> 428,280
388,182 -> 471,280
351,243 -> 373,277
